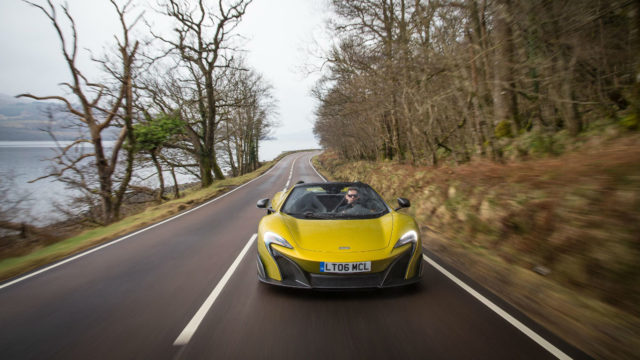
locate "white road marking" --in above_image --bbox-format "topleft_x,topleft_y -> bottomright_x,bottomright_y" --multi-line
308,152 -> 327,182
282,155 -> 300,193
0,156 -> 285,291
422,254 -> 572,360
173,234 -> 257,346
173,154 -> 306,346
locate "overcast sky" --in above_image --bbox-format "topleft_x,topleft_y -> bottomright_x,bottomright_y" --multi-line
0,0 -> 332,159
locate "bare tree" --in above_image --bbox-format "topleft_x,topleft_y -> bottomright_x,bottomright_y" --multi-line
152,0 -> 252,186
219,66 -> 277,176
19,0 -> 142,224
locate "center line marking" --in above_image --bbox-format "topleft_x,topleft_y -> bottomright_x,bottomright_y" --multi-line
282,155 -> 301,193
173,234 -> 257,346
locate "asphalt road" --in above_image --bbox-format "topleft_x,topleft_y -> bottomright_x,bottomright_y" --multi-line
0,151 -> 589,360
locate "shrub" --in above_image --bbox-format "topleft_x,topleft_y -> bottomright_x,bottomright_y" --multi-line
495,120 -> 513,138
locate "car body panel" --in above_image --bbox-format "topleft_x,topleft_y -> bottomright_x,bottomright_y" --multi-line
281,214 -> 393,252
271,191 -> 285,210
256,182 -> 422,288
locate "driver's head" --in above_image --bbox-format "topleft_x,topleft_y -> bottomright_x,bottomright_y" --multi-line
345,187 -> 359,204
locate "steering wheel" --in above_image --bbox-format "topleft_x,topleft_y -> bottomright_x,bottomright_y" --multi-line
332,197 -> 347,212
303,196 -> 326,213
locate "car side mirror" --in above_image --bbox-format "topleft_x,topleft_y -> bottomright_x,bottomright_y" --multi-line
395,198 -> 411,211
256,198 -> 274,214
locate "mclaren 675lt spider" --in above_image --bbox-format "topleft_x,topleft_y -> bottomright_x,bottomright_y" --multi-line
256,181 -> 423,289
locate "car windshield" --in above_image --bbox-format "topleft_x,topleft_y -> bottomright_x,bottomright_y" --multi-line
280,183 -> 389,219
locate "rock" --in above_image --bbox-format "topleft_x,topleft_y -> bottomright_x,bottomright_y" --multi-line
533,265 -> 551,276
479,199 -> 492,221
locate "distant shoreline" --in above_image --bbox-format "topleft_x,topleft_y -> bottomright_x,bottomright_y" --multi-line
0,141 -> 115,148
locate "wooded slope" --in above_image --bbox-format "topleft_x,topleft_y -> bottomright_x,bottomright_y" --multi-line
313,0 -> 640,164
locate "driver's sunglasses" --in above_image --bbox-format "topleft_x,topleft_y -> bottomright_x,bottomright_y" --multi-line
347,194 -> 358,198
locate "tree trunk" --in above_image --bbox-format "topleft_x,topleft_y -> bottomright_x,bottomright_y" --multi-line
631,0 -> 640,120
91,125 -> 115,225
212,151 -> 225,180
557,42 -> 581,136
200,151 -> 214,187
113,46 -> 137,221
170,166 -> 180,199
151,151 -> 165,201
226,140 -> 238,177
493,0 -> 519,135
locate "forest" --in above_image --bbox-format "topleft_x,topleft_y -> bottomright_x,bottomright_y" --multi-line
313,0 -> 640,163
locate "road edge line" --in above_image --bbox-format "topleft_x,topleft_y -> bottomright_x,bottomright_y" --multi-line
308,154 -> 327,182
308,152 -> 327,182
173,234 -> 257,346
422,254 -> 571,360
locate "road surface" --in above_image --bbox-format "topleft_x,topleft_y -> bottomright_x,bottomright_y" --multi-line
0,151 -> 589,359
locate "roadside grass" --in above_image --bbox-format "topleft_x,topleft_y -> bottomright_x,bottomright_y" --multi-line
0,151 -> 302,284
313,135 -> 640,360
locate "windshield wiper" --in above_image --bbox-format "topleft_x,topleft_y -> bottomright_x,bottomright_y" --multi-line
334,210 -> 387,219
303,212 -> 338,219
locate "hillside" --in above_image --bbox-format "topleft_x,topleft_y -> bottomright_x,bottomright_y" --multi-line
0,94 -> 117,141
314,134 -> 640,360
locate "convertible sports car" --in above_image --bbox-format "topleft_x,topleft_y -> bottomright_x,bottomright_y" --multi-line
256,181 -> 423,289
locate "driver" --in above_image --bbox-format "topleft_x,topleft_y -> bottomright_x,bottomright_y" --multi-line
336,187 -> 362,213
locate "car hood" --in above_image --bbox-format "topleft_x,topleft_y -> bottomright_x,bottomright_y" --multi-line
282,213 -> 394,253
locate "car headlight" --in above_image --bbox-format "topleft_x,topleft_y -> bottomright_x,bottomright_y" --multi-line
393,230 -> 418,249
264,231 -> 293,256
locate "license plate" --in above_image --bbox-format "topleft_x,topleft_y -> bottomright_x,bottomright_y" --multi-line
320,261 -> 371,273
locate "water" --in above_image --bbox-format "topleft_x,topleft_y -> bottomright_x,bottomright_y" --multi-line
0,138 -> 319,225
0,145 -> 69,225
0,143 -> 195,225
259,137 -> 320,162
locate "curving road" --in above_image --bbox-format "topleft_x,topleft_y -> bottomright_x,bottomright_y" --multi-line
0,151 -> 589,359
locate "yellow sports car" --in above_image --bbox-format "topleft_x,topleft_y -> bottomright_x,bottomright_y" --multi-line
256,181 -> 423,289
